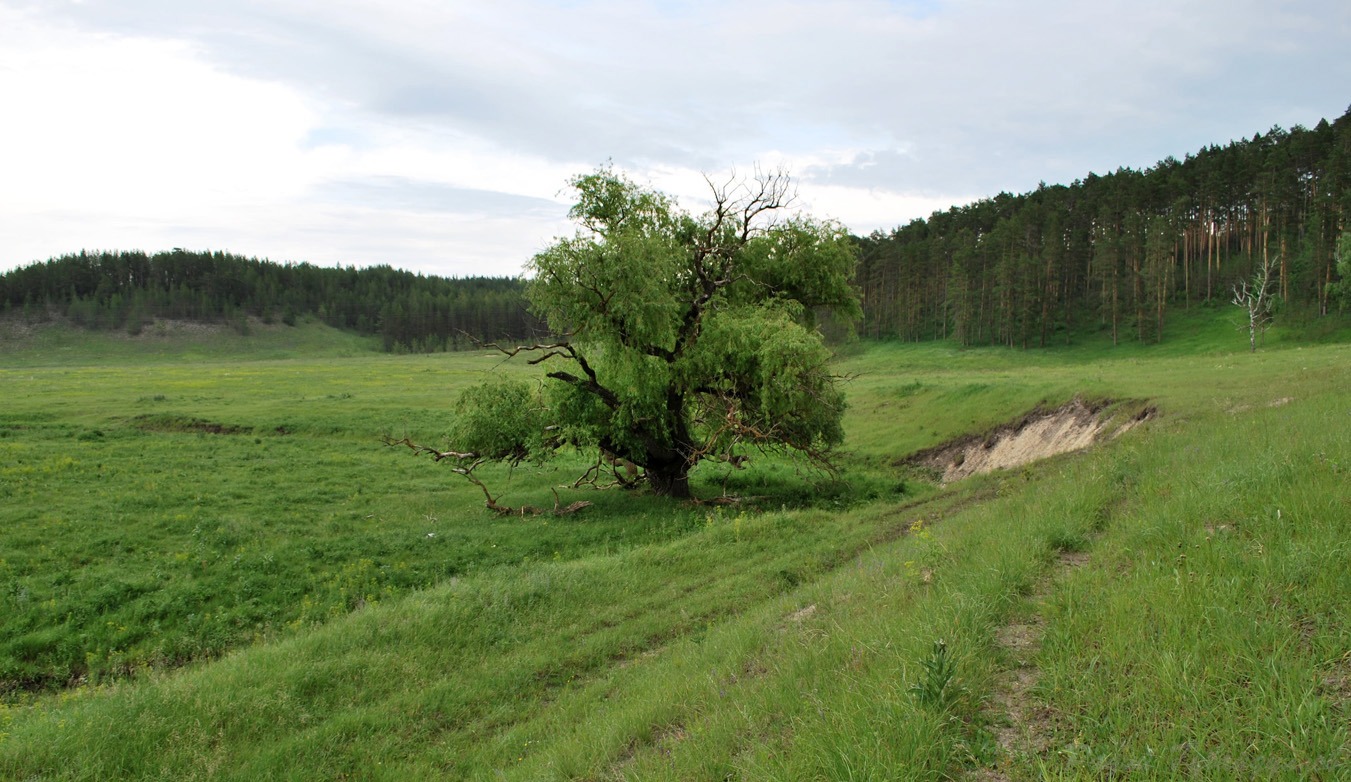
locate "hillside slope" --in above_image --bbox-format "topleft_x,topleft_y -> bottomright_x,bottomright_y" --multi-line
858,107 -> 1351,348
0,249 -> 540,353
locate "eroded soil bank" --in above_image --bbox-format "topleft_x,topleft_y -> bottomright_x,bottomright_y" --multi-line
906,399 -> 1154,483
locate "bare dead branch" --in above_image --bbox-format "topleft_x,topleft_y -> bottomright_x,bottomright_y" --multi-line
478,339 -> 573,360
1232,253 -> 1278,352
381,436 -> 479,462
475,335 -> 623,408
383,435 -> 592,517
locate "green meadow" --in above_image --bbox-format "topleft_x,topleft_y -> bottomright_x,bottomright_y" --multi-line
1,313 -> 1347,780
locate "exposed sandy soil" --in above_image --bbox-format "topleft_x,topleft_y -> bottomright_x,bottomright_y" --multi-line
0,319 -> 39,340
907,399 -> 1154,483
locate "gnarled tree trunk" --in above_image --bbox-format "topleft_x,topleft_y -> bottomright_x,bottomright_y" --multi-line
645,462 -> 692,498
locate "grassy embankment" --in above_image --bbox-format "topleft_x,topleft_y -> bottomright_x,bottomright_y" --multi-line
0,311 -> 1347,779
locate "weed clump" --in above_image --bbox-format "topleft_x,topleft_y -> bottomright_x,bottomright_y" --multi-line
910,639 -> 965,710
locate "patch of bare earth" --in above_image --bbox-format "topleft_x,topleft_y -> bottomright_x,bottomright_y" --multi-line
908,399 -> 1154,483
1228,396 -> 1295,415
1318,651 -> 1351,714
0,319 -> 39,340
968,550 -> 1089,781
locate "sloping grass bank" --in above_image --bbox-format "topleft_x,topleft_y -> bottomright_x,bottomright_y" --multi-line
1030,391 -> 1350,779
0,316 -> 379,366
3,339 -> 1347,778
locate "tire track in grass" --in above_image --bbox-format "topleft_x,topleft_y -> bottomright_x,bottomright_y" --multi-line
971,548 -> 1090,781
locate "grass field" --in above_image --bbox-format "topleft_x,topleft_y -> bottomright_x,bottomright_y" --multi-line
1,313 -> 1347,779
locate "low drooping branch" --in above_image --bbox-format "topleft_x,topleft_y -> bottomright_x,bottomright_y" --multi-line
480,338 -> 621,409
572,448 -> 643,491
688,393 -> 840,479
382,436 -> 592,516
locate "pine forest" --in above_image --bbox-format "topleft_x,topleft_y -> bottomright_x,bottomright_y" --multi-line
3,107 -> 1350,351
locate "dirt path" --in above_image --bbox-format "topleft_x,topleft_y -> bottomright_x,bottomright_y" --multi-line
968,549 -> 1090,781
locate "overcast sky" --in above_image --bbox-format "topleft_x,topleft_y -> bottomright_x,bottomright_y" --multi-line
1,1 -> 1347,277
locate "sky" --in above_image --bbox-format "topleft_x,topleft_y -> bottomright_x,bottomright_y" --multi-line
1,1 -> 1348,278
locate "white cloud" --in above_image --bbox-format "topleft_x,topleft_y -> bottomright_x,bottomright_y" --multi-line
0,4 -> 577,274
0,13 -> 323,211
1,0 -> 1348,275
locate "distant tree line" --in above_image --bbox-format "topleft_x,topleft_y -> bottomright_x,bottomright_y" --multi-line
7,110 -> 1349,354
0,249 -> 543,352
856,107 -> 1351,346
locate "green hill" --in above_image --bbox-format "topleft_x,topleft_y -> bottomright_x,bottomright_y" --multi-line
0,249 -> 541,353
858,107 -> 1351,347
0,314 -> 380,366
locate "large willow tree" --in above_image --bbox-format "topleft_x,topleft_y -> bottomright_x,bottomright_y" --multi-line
423,167 -> 860,501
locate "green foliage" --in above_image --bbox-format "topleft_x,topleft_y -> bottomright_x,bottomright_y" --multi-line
732,217 -> 863,321
685,300 -> 847,451
463,167 -> 861,496
448,378 -> 544,463
909,639 -> 965,710
0,249 -> 541,353
859,108 -> 1351,346
1331,229 -> 1351,310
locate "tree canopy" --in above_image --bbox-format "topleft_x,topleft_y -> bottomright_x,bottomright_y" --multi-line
443,167 -> 861,500
1332,229 -> 1351,310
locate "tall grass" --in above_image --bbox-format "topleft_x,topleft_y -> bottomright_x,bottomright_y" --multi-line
1033,393 -> 1350,779
0,348 -> 714,694
1,311 -> 1347,779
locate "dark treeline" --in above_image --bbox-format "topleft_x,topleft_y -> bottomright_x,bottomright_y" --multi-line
857,107 -> 1351,346
0,249 -> 543,352
8,110 -> 1349,354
